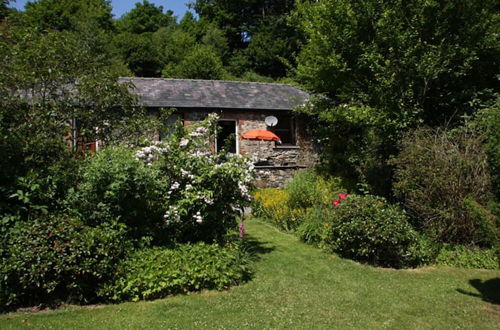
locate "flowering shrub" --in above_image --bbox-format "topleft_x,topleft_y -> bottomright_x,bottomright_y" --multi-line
285,170 -> 345,209
252,188 -> 307,231
332,193 -> 350,206
135,113 -> 254,243
75,113 -> 254,244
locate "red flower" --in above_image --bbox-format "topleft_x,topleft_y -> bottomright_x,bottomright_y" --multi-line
338,193 -> 350,201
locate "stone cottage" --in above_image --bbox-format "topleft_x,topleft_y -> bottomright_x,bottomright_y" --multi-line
120,77 -> 317,188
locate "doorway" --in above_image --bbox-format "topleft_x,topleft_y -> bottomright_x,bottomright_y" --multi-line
216,120 -> 238,154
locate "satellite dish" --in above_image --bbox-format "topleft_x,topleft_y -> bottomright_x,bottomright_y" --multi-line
265,116 -> 278,127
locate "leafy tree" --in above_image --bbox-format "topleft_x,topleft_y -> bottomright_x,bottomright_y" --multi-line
163,44 -> 225,80
201,24 -> 229,58
22,0 -> 114,31
114,32 -> 163,77
293,0 -> 499,195
190,0 -> 298,78
0,27 -> 138,218
153,27 -> 196,66
116,0 -> 175,34
0,0 -> 12,20
190,0 -> 295,49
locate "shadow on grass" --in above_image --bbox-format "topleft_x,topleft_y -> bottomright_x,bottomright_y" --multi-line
240,234 -> 275,261
457,278 -> 500,305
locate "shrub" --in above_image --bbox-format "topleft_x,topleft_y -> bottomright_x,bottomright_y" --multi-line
475,100 -> 500,200
0,215 -> 130,310
74,114 -> 254,244
146,115 -> 254,243
391,126 -> 497,246
296,205 -> 333,247
325,195 -> 422,268
435,245 -> 499,270
285,170 -> 344,209
100,243 -> 251,302
74,145 -> 166,240
252,189 -> 306,231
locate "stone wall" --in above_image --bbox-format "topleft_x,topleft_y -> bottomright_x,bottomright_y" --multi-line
181,108 -> 318,188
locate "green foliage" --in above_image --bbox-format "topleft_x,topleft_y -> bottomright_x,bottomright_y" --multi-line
435,245 -> 499,270
475,99 -> 500,200
116,0 -> 175,34
0,0 -> 12,20
100,243 -> 251,302
153,27 -> 196,65
22,0 -> 114,31
391,126 -> 497,246
293,0 -> 499,195
0,27 -> 138,220
114,32 -> 163,77
252,189 -> 306,231
324,195 -> 422,268
191,0 -> 299,78
285,170 -> 344,209
73,115 -> 254,245
0,215 -> 130,309
73,145 -> 166,240
163,44 -> 225,80
296,205 -> 332,247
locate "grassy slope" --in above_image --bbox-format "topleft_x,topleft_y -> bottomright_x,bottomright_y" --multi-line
1,219 -> 499,329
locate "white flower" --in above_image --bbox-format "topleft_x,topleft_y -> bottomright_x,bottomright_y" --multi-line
170,182 -> 180,191
193,211 -> 203,223
180,138 -> 189,147
189,131 -> 203,137
181,169 -> 195,180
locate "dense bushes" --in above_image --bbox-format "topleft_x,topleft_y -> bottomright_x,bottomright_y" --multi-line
252,170 -> 344,231
252,188 -> 305,231
435,245 -> 499,270
0,114 -> 255,310
285,170 -> 343,209
391,126 -> 497,246
324,195 -> 422,268
101,243 -> 251,302
0,216 -> 130,310
72,114 -> 253,245
255,168 -> 495,269
74,146 -> 166,239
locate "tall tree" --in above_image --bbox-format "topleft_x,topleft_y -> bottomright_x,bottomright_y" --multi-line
190,0 -> 298,78
293,0 -> 499,195
116,0 -> 175,34
0,0 -> 12,20
22,0 -> 114,31
0,26 -> 138,214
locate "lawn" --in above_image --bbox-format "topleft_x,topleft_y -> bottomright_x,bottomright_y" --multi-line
1,218 -> 499,329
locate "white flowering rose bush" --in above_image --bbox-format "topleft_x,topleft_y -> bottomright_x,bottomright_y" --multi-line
135,113 -> 255,243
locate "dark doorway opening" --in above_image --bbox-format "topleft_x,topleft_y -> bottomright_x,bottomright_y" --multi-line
216,120 -> 237,153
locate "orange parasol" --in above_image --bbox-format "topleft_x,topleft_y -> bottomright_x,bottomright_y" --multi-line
240,129 -> 281,141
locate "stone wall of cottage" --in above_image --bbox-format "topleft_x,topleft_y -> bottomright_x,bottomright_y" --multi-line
182,109 -> 318,188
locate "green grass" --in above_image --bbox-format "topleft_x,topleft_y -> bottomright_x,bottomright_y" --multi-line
1,218 -> 499,329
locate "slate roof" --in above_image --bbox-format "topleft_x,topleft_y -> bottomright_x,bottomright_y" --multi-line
119,78 -> 309,111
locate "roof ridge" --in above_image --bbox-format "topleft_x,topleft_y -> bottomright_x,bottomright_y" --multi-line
118,77 -> 301,88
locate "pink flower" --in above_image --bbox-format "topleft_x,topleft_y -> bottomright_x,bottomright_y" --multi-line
333,200 -> 340,206
338,193 -> 350,201
239,221 -> 245,238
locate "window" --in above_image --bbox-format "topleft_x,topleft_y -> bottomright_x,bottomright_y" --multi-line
270,115 -> 296,146
216,120 -> 238,153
